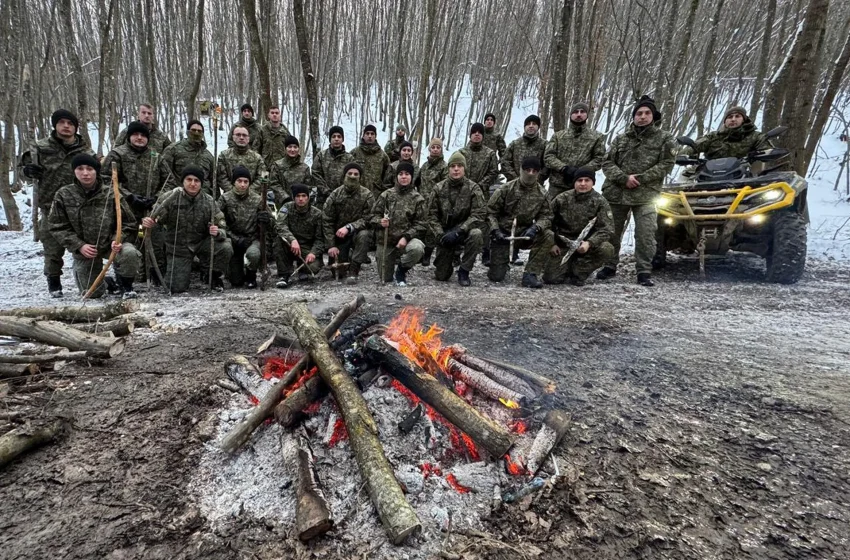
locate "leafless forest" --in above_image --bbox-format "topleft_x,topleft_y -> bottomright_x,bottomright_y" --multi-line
1,0 -> 850,228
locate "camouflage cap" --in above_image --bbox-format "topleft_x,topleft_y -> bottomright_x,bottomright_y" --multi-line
570,102 -> 590,114
448,151 -> 466,167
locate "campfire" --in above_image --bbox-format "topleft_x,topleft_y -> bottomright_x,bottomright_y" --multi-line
197,296 -> 571,550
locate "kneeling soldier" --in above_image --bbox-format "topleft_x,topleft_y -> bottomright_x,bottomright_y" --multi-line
543,168 -> 615,286
487,157 -> 552,288
275,184 -> 325,287
323,163 -> 375,284
219,166 -> 271,288
429,152 -> 485,286
49,154 -> 141,298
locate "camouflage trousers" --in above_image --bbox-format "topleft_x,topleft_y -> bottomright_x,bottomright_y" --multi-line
377,238 -> 425,282
274,243 -> 323,278
542,234 -> 614,283
164,238 -> 234,293
487,231 -> 549,282
328,229 -> 373,266
607,203 -> 657,275
39,206 -> 66,277
434,229 -> 483,281
72,245 -> 142,298
229,240 -> 262,286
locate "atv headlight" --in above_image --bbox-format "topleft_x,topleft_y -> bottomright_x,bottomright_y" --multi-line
760,189 -> 783,202
655,195 -> 674,208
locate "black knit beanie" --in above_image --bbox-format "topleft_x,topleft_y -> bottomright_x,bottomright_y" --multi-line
328,126 -> 344,138
285,135 -> 300,147
520,157 -> 542,172
396,162 -> 415,177
633,95 -> 661,122
470,123 -> 485,136
524,114 -> 541,127
51,109 -> 79,130
231,165 -> 251,183
182,165 -> 205,182
72,153 -> 101,173
126,121 -> 150,139
291,183 -> 310,197
572,167 -> 596,185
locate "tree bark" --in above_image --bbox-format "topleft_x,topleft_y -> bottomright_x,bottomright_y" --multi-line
0,350 -> 87,364
525,409 -> 571,476
660,0 -> 700,129
0,419 -> 66,469
448,346 -> 536,398
0,301 -> 139,323
282,431 -> 334,541
58,0 -> 91,147
550,0 -> 575,132
184,0 -> 205,121
476,355 -> 557,394
749,0 -> 778,120
285,303 -> 421,545
225,354 -> 273,400
0,0 -> 23,230
0,363 -> 40,378
239,0 -> 273,116
72,317 -> 134,337
0,317 -> 125,358
274,374 -> 327,428
412,0 -> 438,161
292,0 -> 321,159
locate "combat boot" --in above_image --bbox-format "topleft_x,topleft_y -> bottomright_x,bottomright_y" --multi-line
651,253 -> 667,270
244,270 -> 258,289
521,272 -> 543,289
596,267 -> 617,280
346,262 -> 361,285
420,247 -> 433,267
637,273 -> 655,287
457,268 -> 471,287
394,264 -> 410,286
481,247 -> 491,267
105,276 -> 121,295
211,271 -> 225,292
118,276 -> 137,299
47,276 -> 63,298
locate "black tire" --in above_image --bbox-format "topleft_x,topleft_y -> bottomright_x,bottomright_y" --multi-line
765,212 -> 807,284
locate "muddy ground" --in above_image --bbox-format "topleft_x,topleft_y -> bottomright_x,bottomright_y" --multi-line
1,243 -> 849,559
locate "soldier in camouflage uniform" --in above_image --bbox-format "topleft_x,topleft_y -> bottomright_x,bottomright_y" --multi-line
217,125 -> 267,194
544,102 -> 606,201
371,162 -> 428,285
417,138 -> 448,266
599,96 -> 676,286
218,166 -> 271,288
21,109 -> 94,297
322,163 -> 375,284
351,124 -> 391,198
253,106 -> 292,167
461,122 -> 500,265
503,115 -> 548,184
159,120 -> 216,196
684,106 -> 769,160
269,136 -> 316,207
49,154 -> 141,299
312,126 -> 355,205
428,152 -> 486,287
142,166 -> 233,293
487,157 -> 552,288
274,184 -> 325,287
228,103 -> 262,148
543,169 -> 615,286
113,103 -> 172,154
482,113 -> 507,159
383,141 -> 420,191
384,123 -> 408,163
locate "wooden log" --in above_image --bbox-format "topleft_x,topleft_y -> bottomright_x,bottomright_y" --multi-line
477,355 -> 557,394
525,409 -> 571,476
445,358 -> 527,407
220,295 -> 365,454
0,317 -> 125,358
0,363 -> 40,378
224,355 -> 273,400
285,302 -> 421,544
0,350 -> 88,364
73,318 -> 135,337
364,336 -> 515,458
449,345 -> 536,399
112,312 -> 157,329
282,430 -> 334,541
0,419 -> 66,469
273,374 -> 327,428
0,301 -> 139,323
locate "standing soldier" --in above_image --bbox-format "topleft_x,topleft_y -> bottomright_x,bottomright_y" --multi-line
598,96 -> 676,286
312,125 -> 355,204
371,162 -> 428,286
384,123 -> 408,163
543,169 -> 615,286
351,124 -> 390,198
383,141 -> 420,191
253,105 -> 292,167
216,125 -> 267,194
487,157 -> 552,288
228,103 -> 261,148
503,115 -> 548,183
428,152 -> 486,287
417,138 -> 448,266
482,113 -> 507,159
141,166 -> 233,293
269,136 -> 316,207
21,109 -> 93,297
113,103 -> 172,153
274,184 -> 325,287
461,122 -> 500,265
159,120 -> 216,195
218,166 -> 271,288
544,102 -> 606,201
322,163 -> 375,284
49,154 -> 141,299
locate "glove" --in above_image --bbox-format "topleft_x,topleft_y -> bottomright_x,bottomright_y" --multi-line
523,224 -> 540,240
490,229 -> 507,244
234,236 -> 252,252
126,194 -> 146,211
440,229 -> 461,247
23,164 -> 44,179
142,196 -> 157,210
561,165 -> 576,183
257,211 -> 271,225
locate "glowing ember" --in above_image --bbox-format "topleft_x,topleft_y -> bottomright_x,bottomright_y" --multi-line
327,418 -> 348,447
504,453 -> 527,476
499,398 -> 520,409
282,367 -> 317,398
446,474 -> 471,494
302,402 -> 321,415
510,419 -> 528,434
420,462 -> 443,478
248,395 -> 260,406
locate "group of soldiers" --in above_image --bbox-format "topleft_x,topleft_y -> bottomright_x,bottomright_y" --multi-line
21,96 -> 770,298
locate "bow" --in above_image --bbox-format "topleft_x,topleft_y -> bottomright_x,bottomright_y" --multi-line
82,163 -> 122,300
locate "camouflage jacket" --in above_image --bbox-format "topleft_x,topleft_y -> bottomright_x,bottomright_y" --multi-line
219,189 -> 262,241
228,117 -> 262,148
322,183 -> 375,247
687,123 -> 769,160
459,143 -> 499,192
101,144 -> 165,198
482,128 -> 506,158
544,123 -> 606,192
550,189 -> 614,249
418,156 -> 448,202
269,155 -> 315,205
383,136 -> 406,163
48,181 -> 137,255
428,177 -> 486,236
602,123 -> 677,206
311,145 -> 355,202
487,179 -> 552,233
275,202 -> 325,255
149,187 -> 228,256
350,142 -> 390,198
502,134 -> 549,182
159,138 -> 216,195
383,159 -> 420,191
113,125 -> 172,154
253,122 -> 293,166
22,132 -> 93,209
216,146 -> 267,194
370,183 -> 428,245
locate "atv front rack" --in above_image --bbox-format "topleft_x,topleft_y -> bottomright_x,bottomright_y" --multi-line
656,182 -> 795,221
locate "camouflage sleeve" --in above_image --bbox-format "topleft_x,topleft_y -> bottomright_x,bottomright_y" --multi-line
497,135 -> 507,159
101,150 -> 120,186
534,190 -> 553,231
501,142 -> 517,181
161,134 -> 172,151
638,135 -> 677,188
484,151 -> 500,188
48,192 -> 86,253
403,196 -> 428,241
587,198 -> 615,248
487,185 -> 506,232
311,152 -> 326,182
370,192 -> 388,230
217,155 -> 233,193
601,136 -> 628,186
309,212 -> 325,256
543,135 -> 565,173
118,195 -> 138,240
752,132 -> 771,152
253,129 -> 264,156
159,145 -> 180,191
312,160 -> 329,199
213,205 -> 228,239
586,135 -> 607,171
382,163 -> 395,191
321,194 -> 337,247
275,208 -> 296,244
462,187 -> 486,233
352,190 -> 375,232
113,128 -> 128,148
687,133 -> 713,157
150,188 -> 177,223
267,161 -> 287,205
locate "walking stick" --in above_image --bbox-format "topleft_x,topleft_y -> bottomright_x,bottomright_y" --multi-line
258,172 -> 270,290
209,105 -> 221,290
380,213 -> 389,285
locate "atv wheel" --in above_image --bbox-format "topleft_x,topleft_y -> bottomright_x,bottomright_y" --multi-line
765,212 -> 807,284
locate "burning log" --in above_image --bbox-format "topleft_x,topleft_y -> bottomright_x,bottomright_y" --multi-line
0,418 -> 67,469
0,350 -> 88,364
284,302 -> 421,544
274,375 -> 327,428
448,345 -> 536,399
0,363 -> 40,378
282,431 -> 334,541
0,317 -> 125,358
445,357 -> 528,407
225,355 -> 273,400
364,336 -> 515,458
73,317 -> 135,337
525,409 -> 571,476
477,356 -> 557,394
220,295 -> 365,454
0,301 -> 139,323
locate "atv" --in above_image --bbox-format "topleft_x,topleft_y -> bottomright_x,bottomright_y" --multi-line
656,126 -> 808,284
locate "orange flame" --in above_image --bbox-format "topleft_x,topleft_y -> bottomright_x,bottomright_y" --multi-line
510,419 -> 528,434
504,453 -> 527,476
386,307 -> 445,368
499,398 -> 520,409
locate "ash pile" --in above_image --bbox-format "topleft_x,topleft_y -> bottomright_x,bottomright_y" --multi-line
193,295 -> 571,557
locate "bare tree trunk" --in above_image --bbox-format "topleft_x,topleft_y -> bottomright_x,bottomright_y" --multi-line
762,20 -> 803,132
654,0 -> 679,96
95,0 -> 117,156
694,0 -> 726,137
184,0 -> 205,121
1,0 -> 23,230
661,0 -> 700,130
412,0 -> 437,160
239,0 -> 273,116
551,0 -> 574,132
58,0 -> 91,147
292,0 -> 321,159
749,0 -> 778,121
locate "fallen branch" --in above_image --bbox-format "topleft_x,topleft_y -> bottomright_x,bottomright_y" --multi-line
0,350 -> 88,364
0,419 -> 67,469
73,317 -> 135,337
224,355 -> 273,400
112,312 -> 157,329
283,430 -> 334,541
445,358 -> 528,406
0,301 -> 139,323
0,317 -> 124,358
0,363 -> 40,378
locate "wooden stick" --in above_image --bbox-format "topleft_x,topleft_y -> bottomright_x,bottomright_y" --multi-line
220,295 -> 365,454
0,419 -> 66,469
72,318 -> 135,337
0,317 -> 125,358
0,301 -> 139,323
477,356 -> 557,394
0,363 -> 40,377
445,358 -> 528,406
0,351 -> 87,364
112,312 -> 157,329
448,345 -> 536,398
283,430 -> 334,541
224,355 -> 273,400
285,303 -> 421,544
